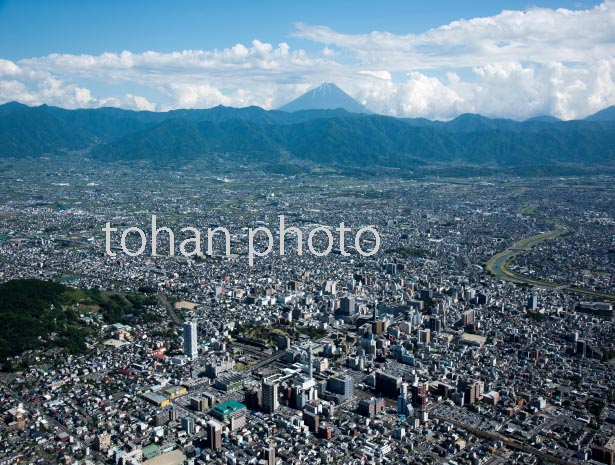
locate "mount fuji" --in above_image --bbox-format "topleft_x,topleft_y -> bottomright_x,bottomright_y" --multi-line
278,82 -> 371,114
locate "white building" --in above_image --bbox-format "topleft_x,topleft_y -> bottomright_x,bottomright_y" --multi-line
183,321 -> 198,360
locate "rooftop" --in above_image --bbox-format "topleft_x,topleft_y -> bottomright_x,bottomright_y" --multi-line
210,399 -> 247,419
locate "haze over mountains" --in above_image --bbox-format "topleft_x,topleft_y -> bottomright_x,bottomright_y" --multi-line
1,83 -> 614,171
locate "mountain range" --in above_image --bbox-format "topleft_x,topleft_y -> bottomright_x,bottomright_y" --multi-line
1,85 -> 615,171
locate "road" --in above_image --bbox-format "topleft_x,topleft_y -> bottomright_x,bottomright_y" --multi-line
431,412 -> 578,465
246,349 -> 287,373
158,289 -> 182,325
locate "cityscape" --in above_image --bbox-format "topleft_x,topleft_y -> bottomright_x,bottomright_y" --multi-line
0,157 -> 614,465
1,1 -> 615,465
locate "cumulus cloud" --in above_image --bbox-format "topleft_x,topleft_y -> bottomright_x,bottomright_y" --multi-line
351,59 -> 615,120
0,58 -> 158,110
167,83 -> 231,109
124,94 -> 157,112
0,2 -> 614,119
0,59 -> 22,77
292,1 -> 615,69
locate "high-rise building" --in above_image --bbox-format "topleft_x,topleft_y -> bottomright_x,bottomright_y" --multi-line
592,437 -> 615,465
203,391 -> 216,408
229,409 -> 247,431
420,289 -> 433,301
428,316 -> 442,333
244,385 -> 262,410
576,339 -> 587,358
182,416 -> 195,435
318,424 -> 332,440
262,378 -> 279,413
190,397 -> 206,412
476,292 -> 488,305
308,344 -> 313,380
357,397 -> 385,418
327,374 -> 355,401
277,334 -> 291,350
338,296 -> 355,316
323,280 -> 337,295
376,371 -> 402,397
459,379 -> 481,405
263,445 -> 276,465
386,263 -> 397,275
372,320 -> 384,335
462,309 -> 475,327
183,321 -> 198,359
527,295 -> 538,310
411,383 -> 428,411
303,410 -> 320,432
207,419 -> 223,450
418,329 -> 431,345
397,382 -> 412,416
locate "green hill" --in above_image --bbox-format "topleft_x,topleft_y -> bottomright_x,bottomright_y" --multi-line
0,279 -> 158,369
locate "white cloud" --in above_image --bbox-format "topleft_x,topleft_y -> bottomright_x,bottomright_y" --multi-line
359,70 -> 392,80
0,2 -> 613,119
0,59 -> 157,111
292,1 -> 615,69
0,79 -> 37,105
124,94 -> 157,112
0,59 -> 22,77
349,59 -> 615,120
167,83 -> 231,109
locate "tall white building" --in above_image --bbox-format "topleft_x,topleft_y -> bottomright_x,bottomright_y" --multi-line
183,321 -> 198,359
397,382 -> 412,416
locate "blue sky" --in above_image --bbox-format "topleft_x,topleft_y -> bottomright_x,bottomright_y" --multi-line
0,0 -> 613,119
0,0 -> 600,59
